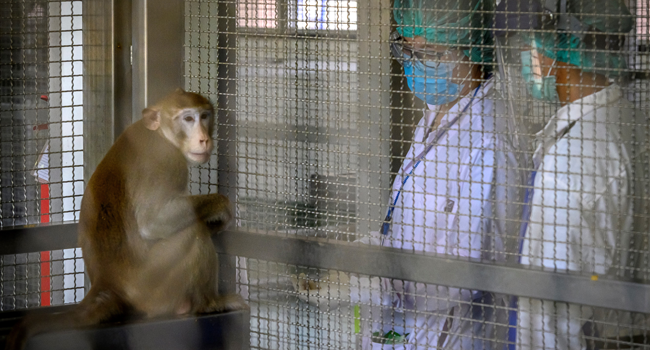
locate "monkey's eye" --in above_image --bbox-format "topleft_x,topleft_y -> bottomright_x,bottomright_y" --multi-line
200,113 -> 209,120
184,116 -> 194,122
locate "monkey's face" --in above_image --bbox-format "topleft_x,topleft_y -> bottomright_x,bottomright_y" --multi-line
143,90 -> 216,165
168,107 -> 214,165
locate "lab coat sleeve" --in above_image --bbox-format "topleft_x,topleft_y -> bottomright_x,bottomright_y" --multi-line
524,168 -> 625,274
381,146 -> 501,312
519,172 -> 597,350
518,172 -> 598,350
520,164 -> 630,349
489,142 -> 526,262
517,297 -> 594,350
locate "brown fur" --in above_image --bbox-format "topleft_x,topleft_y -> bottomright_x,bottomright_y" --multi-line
5,89 -> 247,350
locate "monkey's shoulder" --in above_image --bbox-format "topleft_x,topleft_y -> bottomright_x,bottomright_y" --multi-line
84,121 -> 188,212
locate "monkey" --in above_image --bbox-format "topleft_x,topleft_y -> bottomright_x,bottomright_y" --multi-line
5,89 -> 248,349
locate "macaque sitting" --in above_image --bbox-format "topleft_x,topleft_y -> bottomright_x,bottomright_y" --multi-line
6,89 -> 247,350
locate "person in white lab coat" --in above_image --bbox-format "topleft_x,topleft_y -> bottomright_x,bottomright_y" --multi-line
293,0 -> 525,348
347,0 -> 525,348
494,0 -> 646,348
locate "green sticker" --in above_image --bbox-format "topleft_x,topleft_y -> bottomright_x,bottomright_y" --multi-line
372,331 -> 410,344
354,305 -> 360,334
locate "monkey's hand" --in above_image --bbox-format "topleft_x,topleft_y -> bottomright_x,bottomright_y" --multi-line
199,294 -> 249,314
291,272 -> 351,309
190,194 -> 234,231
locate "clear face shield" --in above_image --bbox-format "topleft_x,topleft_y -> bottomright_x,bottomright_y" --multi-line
496,34 -> 561,136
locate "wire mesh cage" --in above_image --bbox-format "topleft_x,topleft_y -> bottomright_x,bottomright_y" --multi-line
0,0 -> 85,311
182,0 -> 650,348
2,0 -> 650,349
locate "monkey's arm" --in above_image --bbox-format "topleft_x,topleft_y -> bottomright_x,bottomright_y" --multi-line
135,194 -> 232,240
189,193 -> 233,231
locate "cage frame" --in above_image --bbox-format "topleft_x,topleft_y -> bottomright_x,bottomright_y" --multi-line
2,0 -> 650,348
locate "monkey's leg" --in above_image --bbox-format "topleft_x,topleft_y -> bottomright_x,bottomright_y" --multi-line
5,287 -> 125,350
131,222 -> 247,317
128,222 -> 217,317
189,231 -> 249,314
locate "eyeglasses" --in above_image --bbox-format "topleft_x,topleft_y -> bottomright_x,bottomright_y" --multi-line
390,31 -> 463,69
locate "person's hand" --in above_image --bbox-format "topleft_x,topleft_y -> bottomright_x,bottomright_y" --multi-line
292,273 -> 317,292
290,271 -> 351,309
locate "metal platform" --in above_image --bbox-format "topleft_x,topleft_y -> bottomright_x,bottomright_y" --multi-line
0,306 -> 250,350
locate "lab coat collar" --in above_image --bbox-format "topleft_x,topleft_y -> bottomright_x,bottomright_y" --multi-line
535,84 -> 622,150
425,78 -> 494,130
400,79 -> 494,175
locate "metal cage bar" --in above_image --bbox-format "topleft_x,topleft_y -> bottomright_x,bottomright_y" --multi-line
1,224 -> 648,314
3,0 -> 650,349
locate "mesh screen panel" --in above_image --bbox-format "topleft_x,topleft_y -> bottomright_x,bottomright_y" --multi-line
2,0 -> 650,348
186,0 -> 650,348
0,0 -> 85,310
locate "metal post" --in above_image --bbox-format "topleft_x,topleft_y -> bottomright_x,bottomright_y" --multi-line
355,0 -> 392,237
216,0 -> 239,297
113,0 -> 133,139
83,0 -> 114,182
132,0 -> 184,117
84,0 -> 134,295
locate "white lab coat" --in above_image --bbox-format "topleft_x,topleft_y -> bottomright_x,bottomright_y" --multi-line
517,84 -> 646,350
352,79 -> 525,350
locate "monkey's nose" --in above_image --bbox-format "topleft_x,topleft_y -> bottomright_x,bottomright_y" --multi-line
199,138 -> 212,152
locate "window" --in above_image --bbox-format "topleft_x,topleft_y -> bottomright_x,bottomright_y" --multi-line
639,0 -> 649,43
238,0 -> 277,28
237,0 -> 358,31
291,0 -> 357,31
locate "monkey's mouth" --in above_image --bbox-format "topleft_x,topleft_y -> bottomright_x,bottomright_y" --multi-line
188,152 -> 210,163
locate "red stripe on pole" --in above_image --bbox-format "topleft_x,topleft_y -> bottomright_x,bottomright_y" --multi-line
40,183 -> 51,306
40,183 -> 49,223
40,251 -> 51,306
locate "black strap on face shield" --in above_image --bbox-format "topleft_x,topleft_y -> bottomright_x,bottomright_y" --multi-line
493,0 -> 541,38
494,0 -> 624,50
553,0 -> 583,36
550,0 -> 625,51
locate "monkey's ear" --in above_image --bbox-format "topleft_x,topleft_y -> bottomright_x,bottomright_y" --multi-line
175,88 -> 185,94
142,108 -> 161,131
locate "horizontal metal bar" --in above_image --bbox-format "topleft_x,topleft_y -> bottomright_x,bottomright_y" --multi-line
0,223 -> 79,255
213,230 -> 650,314
0,306 -> 75,334
3,223 -> 649,313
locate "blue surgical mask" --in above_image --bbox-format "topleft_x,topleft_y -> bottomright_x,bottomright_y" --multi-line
520,50 -> 559,102
403,61 -> 467,106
